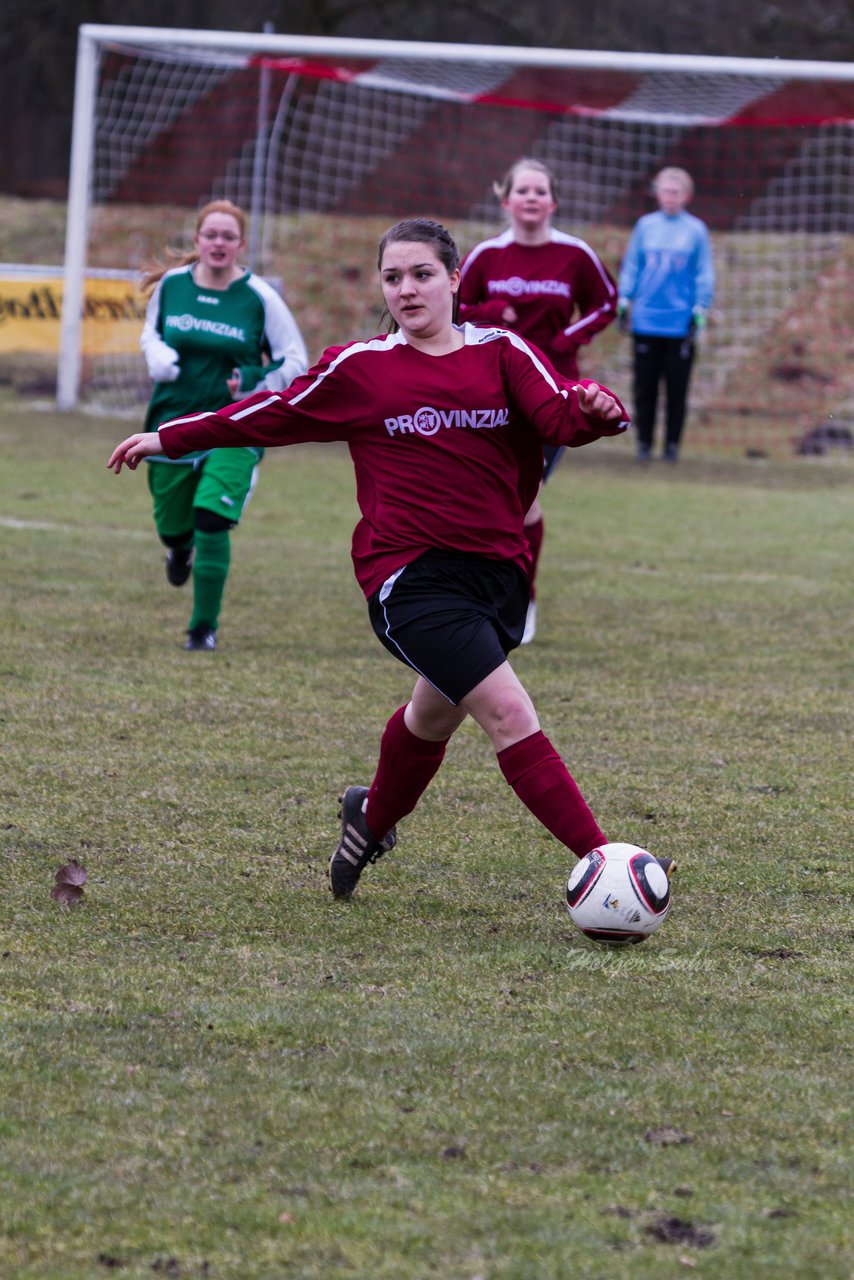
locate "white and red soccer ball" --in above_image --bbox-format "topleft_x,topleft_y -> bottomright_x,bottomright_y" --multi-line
566,842 -> 671,946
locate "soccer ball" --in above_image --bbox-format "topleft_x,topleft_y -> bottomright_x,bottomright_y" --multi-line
566,842 -> 671,947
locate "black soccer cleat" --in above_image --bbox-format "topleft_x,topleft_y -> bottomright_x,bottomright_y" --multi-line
166,546 -> 194,586
183,626 -> 217,651
656,856 -> 677,880
328,785 -> 397,900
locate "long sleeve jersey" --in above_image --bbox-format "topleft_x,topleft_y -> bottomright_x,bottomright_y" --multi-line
140,265 -> 308,460
458,229 -> 617,380
617,210 -> 715,338
157,323 -> 628,598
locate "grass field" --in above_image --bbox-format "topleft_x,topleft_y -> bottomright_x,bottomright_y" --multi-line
1,392 -> 852,1278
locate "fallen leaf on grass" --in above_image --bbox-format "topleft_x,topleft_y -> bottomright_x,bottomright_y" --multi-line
51,859 -> 87,905
644,1126 -> 694,1146
645,1214 -> 715,1248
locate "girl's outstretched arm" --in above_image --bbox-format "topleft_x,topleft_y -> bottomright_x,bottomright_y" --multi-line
572,381 -> 625,425
107,432 -> 164,474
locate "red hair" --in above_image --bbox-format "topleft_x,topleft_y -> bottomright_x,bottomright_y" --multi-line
140,199 -> 247,294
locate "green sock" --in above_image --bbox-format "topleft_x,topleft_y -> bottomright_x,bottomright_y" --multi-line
189,528 -> 230,632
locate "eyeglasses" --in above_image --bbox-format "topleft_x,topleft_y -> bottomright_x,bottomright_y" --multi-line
198,231 -> 242,243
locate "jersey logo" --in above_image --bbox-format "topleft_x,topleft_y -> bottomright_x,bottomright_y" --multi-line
165,313 -> 246,342
196,294 -> 220,305
384,405 -> 510,437
488,277 -> 571,298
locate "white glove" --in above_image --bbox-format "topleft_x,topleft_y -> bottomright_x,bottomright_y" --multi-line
146,347 -> 181,382
141,323 -> 181,382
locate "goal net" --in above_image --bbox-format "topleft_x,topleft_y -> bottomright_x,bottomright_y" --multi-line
59,26 -> 854,461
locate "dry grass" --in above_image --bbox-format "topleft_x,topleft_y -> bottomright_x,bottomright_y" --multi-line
0,392 -> 852,1277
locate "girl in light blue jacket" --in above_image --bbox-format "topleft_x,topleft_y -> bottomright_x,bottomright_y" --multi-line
617,168 -> 715,461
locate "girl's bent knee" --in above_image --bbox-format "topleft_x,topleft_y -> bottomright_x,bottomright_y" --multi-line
482,697 -> 538,746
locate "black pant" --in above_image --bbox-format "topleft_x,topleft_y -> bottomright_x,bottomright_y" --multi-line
368,549 -> 529,706
632,334 -> 695,453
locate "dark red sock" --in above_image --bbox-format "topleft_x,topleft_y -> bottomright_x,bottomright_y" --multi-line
365,705 -> 449,838
497,730 -> 606,858
524,516 -> 544,597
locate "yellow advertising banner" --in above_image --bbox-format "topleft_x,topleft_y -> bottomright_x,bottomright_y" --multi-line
0,273 -> 146,357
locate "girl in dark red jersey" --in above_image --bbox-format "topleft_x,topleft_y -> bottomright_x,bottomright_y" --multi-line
460,159 -> 618,643
108,218 -> 655,903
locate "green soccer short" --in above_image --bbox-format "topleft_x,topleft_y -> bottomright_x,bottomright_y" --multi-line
146,449 -> 261,538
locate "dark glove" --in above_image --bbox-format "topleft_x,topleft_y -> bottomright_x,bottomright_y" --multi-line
233,357 -> 285,394
690,309 -> 707,339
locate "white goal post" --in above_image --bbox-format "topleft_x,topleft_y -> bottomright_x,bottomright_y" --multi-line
58,24 -> 854,459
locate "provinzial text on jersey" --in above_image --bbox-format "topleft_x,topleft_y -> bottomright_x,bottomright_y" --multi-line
487,278 -> 571,298
385,406 -> 510,436
165,314 -> 246,341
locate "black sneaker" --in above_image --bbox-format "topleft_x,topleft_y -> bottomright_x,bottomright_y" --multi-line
184,626 -> 217,651
166,546 -> 193,586
656,856 -> 677,880
328,785 -> 397,899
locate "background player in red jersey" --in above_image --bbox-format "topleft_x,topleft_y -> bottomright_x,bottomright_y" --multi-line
108,219 -> 669,903
460,159 -> 618,643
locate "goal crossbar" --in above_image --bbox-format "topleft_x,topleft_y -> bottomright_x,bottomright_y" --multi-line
73,26 -> 854,81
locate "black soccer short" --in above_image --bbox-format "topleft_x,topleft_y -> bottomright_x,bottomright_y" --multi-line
542,443 -> 566,482
368,548 -> 530,706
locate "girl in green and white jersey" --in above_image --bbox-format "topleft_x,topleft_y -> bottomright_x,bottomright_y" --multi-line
140,200 -> 308,650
